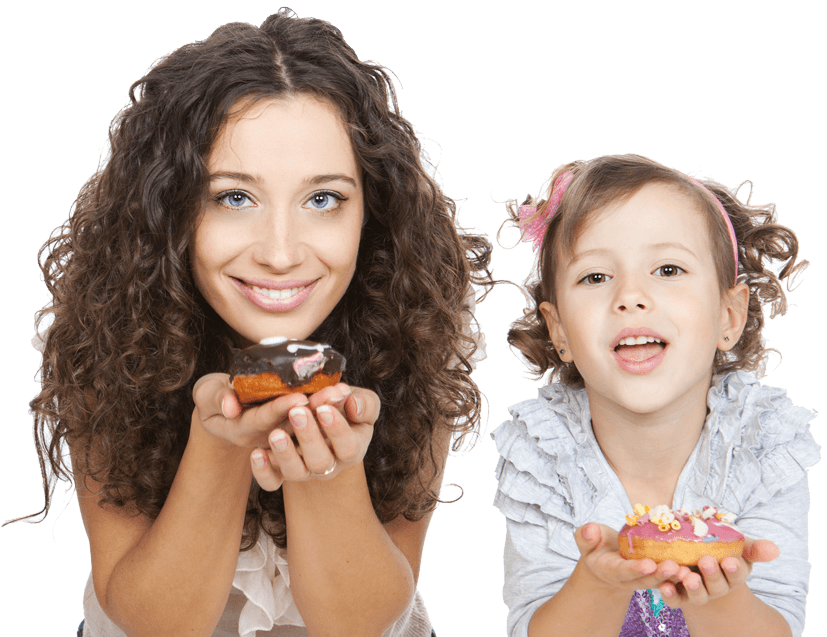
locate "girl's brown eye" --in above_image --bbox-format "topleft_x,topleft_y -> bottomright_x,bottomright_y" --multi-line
582,273 -> 609,285
656,264 -> 685,277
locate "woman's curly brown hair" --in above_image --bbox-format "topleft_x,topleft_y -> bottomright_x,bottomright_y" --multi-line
507,154 -> 806,388
20,10 -> 493,550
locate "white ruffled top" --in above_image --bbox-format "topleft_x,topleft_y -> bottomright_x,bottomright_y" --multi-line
82,534 -> 432,637
493,371 -> 819,637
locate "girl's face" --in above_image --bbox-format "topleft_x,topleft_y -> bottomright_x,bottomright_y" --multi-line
541,183 -> 744,417
191,96 -> 364,346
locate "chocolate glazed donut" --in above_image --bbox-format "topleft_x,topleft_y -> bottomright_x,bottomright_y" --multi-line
230,337 -> 347,405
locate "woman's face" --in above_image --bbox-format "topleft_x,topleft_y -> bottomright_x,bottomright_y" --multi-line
191,95 -> 364,346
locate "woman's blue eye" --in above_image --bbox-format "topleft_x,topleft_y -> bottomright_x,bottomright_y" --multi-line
217,191 -> 253,208
306,190 -> 344,211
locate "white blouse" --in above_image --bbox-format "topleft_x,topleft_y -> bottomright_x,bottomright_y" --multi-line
81,535 -> 433,636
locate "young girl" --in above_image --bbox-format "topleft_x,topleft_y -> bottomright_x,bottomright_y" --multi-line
493,154 -> 818,637
19,10 -> 490,637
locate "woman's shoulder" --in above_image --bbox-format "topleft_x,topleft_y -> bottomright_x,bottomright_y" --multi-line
492,383 -> 610,529
695,371 -> 820,511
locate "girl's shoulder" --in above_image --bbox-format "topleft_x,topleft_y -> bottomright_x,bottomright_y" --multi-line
492,383 -> 611,529
694,371 -> 820,512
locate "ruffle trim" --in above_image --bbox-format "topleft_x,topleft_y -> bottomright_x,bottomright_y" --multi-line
493,371 -> 819,554
492,383 -> 611,556
694,370 -> 820,511
233,534 -> 304,636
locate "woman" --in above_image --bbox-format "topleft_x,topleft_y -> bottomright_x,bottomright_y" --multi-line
24,10 -> 491,636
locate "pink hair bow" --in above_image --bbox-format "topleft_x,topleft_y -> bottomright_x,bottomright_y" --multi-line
518,171 -> 574,252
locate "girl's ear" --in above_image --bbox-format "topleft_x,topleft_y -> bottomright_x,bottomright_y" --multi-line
718,283 -> 750,351
539,301 -> 573,362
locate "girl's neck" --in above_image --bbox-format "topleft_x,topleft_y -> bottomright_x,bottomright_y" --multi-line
586,375 -> 710,507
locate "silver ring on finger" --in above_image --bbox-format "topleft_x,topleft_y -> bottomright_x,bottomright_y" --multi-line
312,458 -> 337,476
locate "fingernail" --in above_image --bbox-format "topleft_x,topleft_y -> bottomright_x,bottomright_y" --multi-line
339,385 -> 352,396
252,450 -> 268,467
582,525 -> 594,541
221,396 -> 229,419
289,408 -> 307,429
354,395 -> 364,417
329,389 -> 344,402
662,587 -> 673,598
317,405 -> 334,426
270,430 -> 289,451
687,579 -> 700,591
724,562 -> 738,574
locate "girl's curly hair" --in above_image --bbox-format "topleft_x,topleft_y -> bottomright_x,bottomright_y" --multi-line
22,10 -> 492,550
507,154 -> 806,387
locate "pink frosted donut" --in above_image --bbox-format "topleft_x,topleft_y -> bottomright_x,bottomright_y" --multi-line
618,504 -> 744,566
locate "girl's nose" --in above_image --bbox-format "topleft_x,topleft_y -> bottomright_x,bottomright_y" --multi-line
614,275 -> 652,312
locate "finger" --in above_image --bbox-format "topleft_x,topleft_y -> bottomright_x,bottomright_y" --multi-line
344,388 -> 380,425
288,407 -> 336,475
251,448 -> 284,491
574,523 -> 603,557
307,383 -> 352,411
742,538 -> 780,563
268,427 -> 311,481
697,555 -> 729,598
222,391 -> 243,420
655,559 -> 681,580
192,373 -> 234,419
317,404 -> 364,464
682,570 -> 709,604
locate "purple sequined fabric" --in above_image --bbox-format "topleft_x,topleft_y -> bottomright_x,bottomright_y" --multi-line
619,590 -> 689,637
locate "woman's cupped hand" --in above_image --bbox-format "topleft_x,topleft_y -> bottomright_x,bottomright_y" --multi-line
192,374 -> 379,490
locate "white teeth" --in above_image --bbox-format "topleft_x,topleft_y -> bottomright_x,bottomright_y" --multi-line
251,285 -> 302,300
617,336 -> 664,346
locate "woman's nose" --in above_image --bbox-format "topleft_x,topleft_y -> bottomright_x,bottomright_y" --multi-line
252,207 -> 304,272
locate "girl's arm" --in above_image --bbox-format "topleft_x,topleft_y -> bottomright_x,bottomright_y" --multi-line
74,375 -> 310,637
252,384 -> 448,637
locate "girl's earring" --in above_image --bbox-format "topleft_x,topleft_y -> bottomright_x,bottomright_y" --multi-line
724,336 -> 730,342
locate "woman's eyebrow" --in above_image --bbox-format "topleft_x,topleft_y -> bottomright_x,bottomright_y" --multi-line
209,171 -> 260,184
208,172 -> 358,188
306,173 -> 358,188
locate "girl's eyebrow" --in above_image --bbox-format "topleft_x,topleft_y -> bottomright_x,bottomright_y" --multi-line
568,243 -> 699,267
207,172 -> 358,188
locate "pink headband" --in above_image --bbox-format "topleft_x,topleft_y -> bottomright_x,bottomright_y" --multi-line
687,177 -> 739,284
518,171 -> 740,284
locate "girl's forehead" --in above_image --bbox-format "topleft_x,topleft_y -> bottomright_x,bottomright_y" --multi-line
567,183 -> 710,257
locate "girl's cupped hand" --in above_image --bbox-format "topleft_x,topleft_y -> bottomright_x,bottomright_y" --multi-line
659,538 -> 779,608
574,523 -> 690,595
575,522 -> 780,608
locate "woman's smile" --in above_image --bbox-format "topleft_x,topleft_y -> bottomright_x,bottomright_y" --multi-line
232,277 -> 319,312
